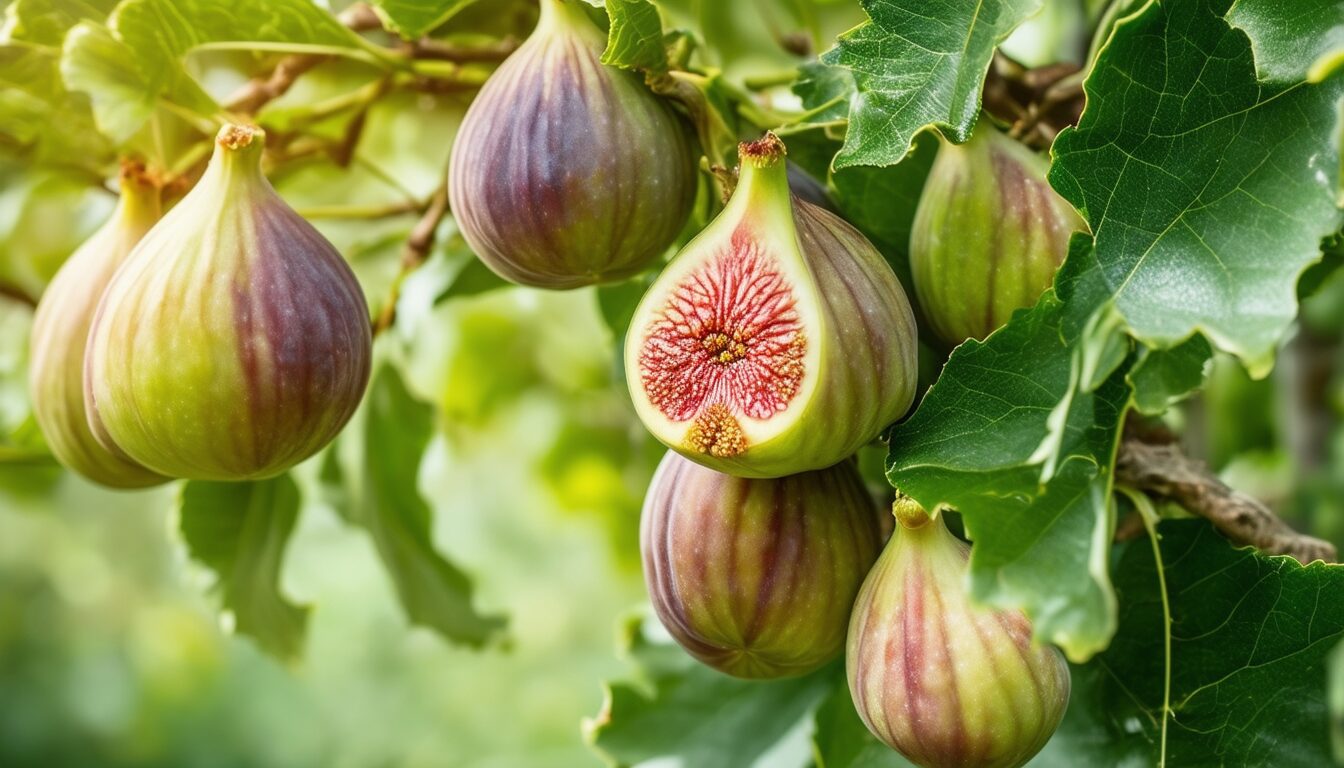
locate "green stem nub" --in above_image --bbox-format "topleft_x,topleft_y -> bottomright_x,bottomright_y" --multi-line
892,494 -> 934,530
738,132 -> 787,169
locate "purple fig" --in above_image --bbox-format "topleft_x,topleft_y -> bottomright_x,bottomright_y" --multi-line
625,134 -> 918,478
447,0 -> 698,288
642,450 -> 884,679
28,165 -> 168,488
847,503 -> 1070,768
85,125 -> 372,481
909,124 -> 1085,345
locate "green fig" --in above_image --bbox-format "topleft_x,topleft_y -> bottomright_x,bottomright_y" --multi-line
642,450 -> 883,678
847,503 -> 1070,768
625,134 -> 919,479
28,165 -> 168,489
85,125 -> 372,481
909,124 -> 1085,345
447,0 -> 698,288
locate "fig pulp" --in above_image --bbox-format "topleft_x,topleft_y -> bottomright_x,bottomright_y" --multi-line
847,507 -> 1070,768
909,124 -> 1084,345
85,125 -> 372,481
642,451 -> 883,678
448,0 -> 698,288
626,134 -> 919,478
28,166 -> 168,488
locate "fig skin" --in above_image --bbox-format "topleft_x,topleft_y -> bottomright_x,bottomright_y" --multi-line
847,506 -> 1070,768
909,125 -> 1084,345
85,125 -> 372,482
27,166 -> 168,489
447,0 -> 698,289
626,134 -> 919,479
642,451 -> 884,678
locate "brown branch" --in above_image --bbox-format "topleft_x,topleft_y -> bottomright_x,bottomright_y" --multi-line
0,281 -> 37,308
408,36 -> 519,63
371,185 -> 451,337
1115,438 -> 1337,565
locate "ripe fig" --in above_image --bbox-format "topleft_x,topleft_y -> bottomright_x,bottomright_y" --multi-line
28,165 -> 168,489
909,124 -> 1084,345
642,450 -> 883,678
85,125 -> 372,481
447,0 -> 697,288
847,502 -> 1070,768
625,134 -> 918,478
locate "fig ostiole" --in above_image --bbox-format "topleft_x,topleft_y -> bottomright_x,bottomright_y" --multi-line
642,450 -> 884,679
625,133 -> 919,479
447,0 -> 698,289
909,123 -> 1085,346
847,500 -> 1070,768
28,165 -> 169,489
85,124 -> 372,482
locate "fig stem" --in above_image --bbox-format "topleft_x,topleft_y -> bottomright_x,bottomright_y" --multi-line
737,132 -> 787,168
892,494 -> 933,530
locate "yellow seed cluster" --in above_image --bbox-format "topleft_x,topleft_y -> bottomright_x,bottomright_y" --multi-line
699,330 -> 749,364
684,403 -> 747,457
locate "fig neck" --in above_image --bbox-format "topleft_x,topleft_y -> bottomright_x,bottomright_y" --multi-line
895,514 -> 969,571
536,0 -> 604,44
210,124 -> 268,189
114,167 -> 162,234
733,134 -> 792,224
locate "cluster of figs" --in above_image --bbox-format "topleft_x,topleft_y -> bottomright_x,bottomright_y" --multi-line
27,1 -> 1085,765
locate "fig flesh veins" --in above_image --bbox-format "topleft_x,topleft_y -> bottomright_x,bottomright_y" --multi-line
28,166 -> 168,489
909,124 -> 1085,345
626,134 -> 919,478
642,450 -> 883,678
85,125 -> 372,481
447,0 -> 697,289
847,508 -> 1071,768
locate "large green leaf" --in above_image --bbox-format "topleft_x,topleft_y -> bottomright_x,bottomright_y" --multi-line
586,616 -> 833,768
602,0 -> 666,73
60,21 -> 166,142
369,0 -> 477,40
1226,0 -> 1344,84
0,0 -> 115,46
886,240 -> 1130,662
179,475 -> 310,661
811,678 -> 915,768
820,0 -> 1040,168
343,363 -> 506,647
1050,0 -> 1344,377
0,42 -> 112,168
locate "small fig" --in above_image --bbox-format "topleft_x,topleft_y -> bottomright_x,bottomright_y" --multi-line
85,125 -> 372,481
909,125 -> 1084,345
448,0 -> 698,288
28,165 -> 168,489
847,505 -> 1070,768
626,134 -> 919,478
642,451 -> 883,678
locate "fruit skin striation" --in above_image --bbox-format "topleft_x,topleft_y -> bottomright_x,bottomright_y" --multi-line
909,125 -> 1084,345
85,125 -> 372,482
447,0 -> 697,289
642,450 -> 883,679
625,134 -> 918,479
847,508 -> 1070,768
28,166 -> 168,489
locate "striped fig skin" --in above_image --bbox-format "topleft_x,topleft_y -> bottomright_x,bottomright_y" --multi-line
847,517 -> 1070,768
642,451 -> 884,679
626,135 -> 918,478
27,167 -> 167,489
909,125 -> 1084,345
447,0 -> 697,289
85,125 -> 372,481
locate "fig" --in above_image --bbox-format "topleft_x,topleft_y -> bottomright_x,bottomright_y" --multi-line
625,134 -> 918,478
847,501 -> 1070,768
909,124 -> 1084,345
85,124 -> 372,481
28,165 -> 168,489
642,450 -> 883,678
447,0 -> 698,288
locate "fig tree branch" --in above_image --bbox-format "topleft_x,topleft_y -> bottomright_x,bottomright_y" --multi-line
371,185 -> 451,337
0,281 -> 36,308
1115,438 -> 1337,565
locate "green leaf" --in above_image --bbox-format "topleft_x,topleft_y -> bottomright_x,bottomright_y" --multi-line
828,131 -> 937,260
602,0 -> 667,73
596,273 -> 653,343
1050,0 -> 1344,377
1082,520 -> 1344,765
812,678 -> 915,768
585,615 -> 833,768
1127,337 -> 1212,416
179,475 -> 310,661
60,21 -> 162,143
369,0 -> 477,40
1,0 -> 115,46
1226,0 -> 1344,84
820,0 -> 1041,168
346,363 -> 506,646
791,60 -> 853,123
435,257 -> 510,302
0,42 -> 112,167
886,241 -> 1130,662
